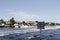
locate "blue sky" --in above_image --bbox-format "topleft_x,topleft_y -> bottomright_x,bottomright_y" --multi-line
0,0 -> 60,22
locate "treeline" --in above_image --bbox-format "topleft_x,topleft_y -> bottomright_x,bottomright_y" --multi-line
45,22 -> 60,26
0,17 -> 60,26
0,17 -> 36,26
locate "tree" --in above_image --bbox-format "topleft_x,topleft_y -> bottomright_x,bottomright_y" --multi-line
35,21 -> 39,23
50,22 -> 55,26
22,21 -> 26,25
45,22 -> 49,26
9,17 -> 16,25
0,19 -> 6,24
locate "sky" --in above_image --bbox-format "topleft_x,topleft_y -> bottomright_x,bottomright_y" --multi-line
0,0 -> 60,22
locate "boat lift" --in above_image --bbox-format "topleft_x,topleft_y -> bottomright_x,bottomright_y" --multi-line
36,21 -> 45,40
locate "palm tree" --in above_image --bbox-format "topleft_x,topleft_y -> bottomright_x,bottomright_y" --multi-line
9,17 -> 16,25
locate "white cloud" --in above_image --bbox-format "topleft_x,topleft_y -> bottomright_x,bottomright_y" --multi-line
6,10 -> 40,21
3,9 -> 60,22
7,9 -> 60,22
6,9 -> 14,12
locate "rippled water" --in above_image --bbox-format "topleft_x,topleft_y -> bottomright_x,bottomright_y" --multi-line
0,26 -> 39,36
0,26 -> 60,40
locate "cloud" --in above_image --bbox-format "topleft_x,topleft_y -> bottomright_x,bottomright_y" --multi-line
6,10 -> 40,21
2,9 -> 60,22
7,9 -> 60,22
6,9 -> 14,12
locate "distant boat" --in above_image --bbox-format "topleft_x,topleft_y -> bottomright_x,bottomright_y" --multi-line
0,25 -> 5,27
0,24 -> 5,28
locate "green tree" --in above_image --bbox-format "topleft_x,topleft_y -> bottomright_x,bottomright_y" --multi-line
0,19 -> 6,24
9,17 -> 16,25
50,22 -> 55,26
45,22 -> 49,26
35,21 -> 39,23
22,21 -> 26,25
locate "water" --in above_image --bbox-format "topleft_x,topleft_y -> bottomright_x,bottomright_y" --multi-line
0,26 -> 60,40
0,26 -> 60,36
0,26 -> 39,36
